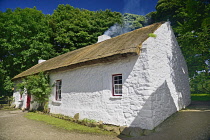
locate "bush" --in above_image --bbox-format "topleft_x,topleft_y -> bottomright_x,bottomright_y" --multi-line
17,72 -> 51,110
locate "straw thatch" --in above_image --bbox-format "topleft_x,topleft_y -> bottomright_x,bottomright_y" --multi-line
13,22 -> 164,80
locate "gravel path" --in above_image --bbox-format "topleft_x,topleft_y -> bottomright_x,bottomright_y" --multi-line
0,101 -> 210,140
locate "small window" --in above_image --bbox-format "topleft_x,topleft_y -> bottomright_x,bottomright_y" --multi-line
55,80 -> 62,101
112,74 -> 122,96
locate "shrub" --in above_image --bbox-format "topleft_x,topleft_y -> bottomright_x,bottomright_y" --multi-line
17,72 -> 51,111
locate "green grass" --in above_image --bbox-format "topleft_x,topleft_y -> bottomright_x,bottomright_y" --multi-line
25,112 -> 115,135
191,94 -> 210,101
0,104 -> 19,111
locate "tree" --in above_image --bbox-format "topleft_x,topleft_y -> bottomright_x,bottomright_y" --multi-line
123,13 -> 146,29
175,0 -> 210,78
155,0 -> 187,27
0,7 -> 55,96
154,0 -> 210,94
190,72 -> 210,94
50,4 -> 122,54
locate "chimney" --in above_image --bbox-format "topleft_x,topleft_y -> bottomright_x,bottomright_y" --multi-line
38,59 -> 46,64
97,35 -> 111,43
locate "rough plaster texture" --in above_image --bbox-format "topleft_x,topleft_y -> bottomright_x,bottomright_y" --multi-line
13,22 -> 190,130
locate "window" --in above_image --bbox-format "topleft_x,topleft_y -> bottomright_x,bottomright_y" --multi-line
112,74 -> 122,96
55,80 -> 62,101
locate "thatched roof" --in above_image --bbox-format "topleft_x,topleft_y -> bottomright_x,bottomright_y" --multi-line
13,22 -> 164,80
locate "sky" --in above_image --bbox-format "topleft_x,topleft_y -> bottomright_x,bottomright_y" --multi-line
0,0 -> 158,15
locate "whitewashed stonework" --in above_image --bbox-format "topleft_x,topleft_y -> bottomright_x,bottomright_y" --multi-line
48,22 -> 190,130
12,22 -> 191,130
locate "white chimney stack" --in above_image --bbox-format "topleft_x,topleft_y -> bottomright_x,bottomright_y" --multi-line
38,59 -> 46,64
97,35 -> 111,43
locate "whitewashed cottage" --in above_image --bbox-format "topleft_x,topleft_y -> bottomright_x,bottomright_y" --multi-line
13,22 -> 191,130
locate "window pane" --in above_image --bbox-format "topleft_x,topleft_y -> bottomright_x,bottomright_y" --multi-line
119,89 -> 122,94
115,89 -> 122,95
115,85 -> 120,90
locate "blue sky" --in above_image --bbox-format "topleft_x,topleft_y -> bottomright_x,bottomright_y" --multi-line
0,0 -> 158,15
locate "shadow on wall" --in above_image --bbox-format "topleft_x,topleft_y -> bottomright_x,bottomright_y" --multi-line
119,81 -> 177,138
169,29 -> 191,109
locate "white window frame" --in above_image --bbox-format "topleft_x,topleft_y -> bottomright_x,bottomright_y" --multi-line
112,74 -> 122,96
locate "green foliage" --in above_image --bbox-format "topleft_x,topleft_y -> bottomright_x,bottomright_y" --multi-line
175,0 -> 210,77
123,13 -> 146,30
148,33 -> 157,38
155,0 -> 187,27
0,7 -> 55,96
0,8 -> 55,75
145,11 -> 157,25
191,94 -> 210,101
3,77 -> 14,96
190,72 -> 210,94
17,72 -> 51,109
82,118 -> 97,123
50,4 -> 122,54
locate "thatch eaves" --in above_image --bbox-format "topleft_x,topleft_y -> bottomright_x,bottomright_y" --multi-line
13,22 -> 164,80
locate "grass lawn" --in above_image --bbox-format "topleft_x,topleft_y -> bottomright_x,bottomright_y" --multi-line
191,94 -> 210,101
0,104 -> 19,111
25,112 -> 115,135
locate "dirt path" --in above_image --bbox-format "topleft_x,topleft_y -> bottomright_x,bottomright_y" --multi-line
0,110 -> 119,140
0,101 -> 210,140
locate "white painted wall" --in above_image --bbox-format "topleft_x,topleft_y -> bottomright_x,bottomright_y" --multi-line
13,91 -> 25,109
49,55 -> 138,126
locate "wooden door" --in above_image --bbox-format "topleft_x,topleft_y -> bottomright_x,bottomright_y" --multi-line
26,94 -> 31,110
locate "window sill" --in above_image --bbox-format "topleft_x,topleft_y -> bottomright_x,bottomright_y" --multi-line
109,96 -> 122,99
52,101 -> 62,106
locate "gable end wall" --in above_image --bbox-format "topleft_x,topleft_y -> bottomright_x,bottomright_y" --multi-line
143,22 -> 191,128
